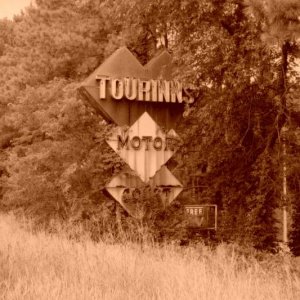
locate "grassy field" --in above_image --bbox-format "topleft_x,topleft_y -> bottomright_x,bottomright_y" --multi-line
0,214 -> 299,300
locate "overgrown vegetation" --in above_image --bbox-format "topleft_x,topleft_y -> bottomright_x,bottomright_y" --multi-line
0,214 -> 300,299
0,0 -> 299,252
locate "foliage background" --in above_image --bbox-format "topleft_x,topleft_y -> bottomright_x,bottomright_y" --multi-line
0,0 -> 299,252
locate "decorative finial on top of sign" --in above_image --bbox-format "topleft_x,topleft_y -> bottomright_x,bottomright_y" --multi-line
145,49 -> 173,80
93,46 -> 147,78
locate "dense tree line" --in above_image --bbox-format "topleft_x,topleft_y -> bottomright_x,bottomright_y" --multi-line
0,0 -> 299,251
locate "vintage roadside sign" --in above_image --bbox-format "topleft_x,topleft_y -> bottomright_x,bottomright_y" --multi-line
78,47 -> 193,129
106,111 -> 180,182
106,166 -> 183,218
80,47 -> 188,217
184,205 -> 217,230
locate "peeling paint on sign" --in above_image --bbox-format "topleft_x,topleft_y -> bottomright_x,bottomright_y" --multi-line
106,166 -> 183,218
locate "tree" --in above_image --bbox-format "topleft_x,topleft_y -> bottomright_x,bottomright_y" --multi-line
245,0 -> 300,251
0,0 -> 122,229
163,0 -> 289,249
0,0 -> 299,249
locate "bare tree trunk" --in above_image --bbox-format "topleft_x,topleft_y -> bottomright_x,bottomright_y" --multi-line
280,41 -> 290,245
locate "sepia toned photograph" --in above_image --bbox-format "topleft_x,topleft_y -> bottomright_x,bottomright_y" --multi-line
0,0 -> 300,299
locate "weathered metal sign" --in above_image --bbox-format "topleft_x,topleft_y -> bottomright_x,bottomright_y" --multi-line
79,47 -> 193,129
106,112 -> 180,182
80,47 -> 187,218
106,166 -> 183,218
184,205 -> 217,230
96,76 -> 185,103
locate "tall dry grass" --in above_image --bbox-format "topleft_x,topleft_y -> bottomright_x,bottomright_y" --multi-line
0,213 -> 299,300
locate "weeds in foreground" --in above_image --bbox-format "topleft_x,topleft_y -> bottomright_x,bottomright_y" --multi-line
0,213 -> 299,300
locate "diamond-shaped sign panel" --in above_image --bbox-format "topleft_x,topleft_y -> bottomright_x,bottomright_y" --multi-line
106,166 -> 183,218
78,47 -> 184,130
106,112 -> 180,182
105,172 -> 146,219
149,166 -> 183,206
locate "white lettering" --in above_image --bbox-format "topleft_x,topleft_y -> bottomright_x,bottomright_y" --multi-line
171,81 -> 183,103
138,80 -> 151,101
97,76 -> 110,99
151,80 -> 158,102
96,77 -> 187,103
124,78 -> 137,100
158,80 -> 170,102
111,79 -> 124,100
185,207 -> 204,216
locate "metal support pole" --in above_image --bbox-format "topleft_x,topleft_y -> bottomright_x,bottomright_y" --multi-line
282,130 -> 288,244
